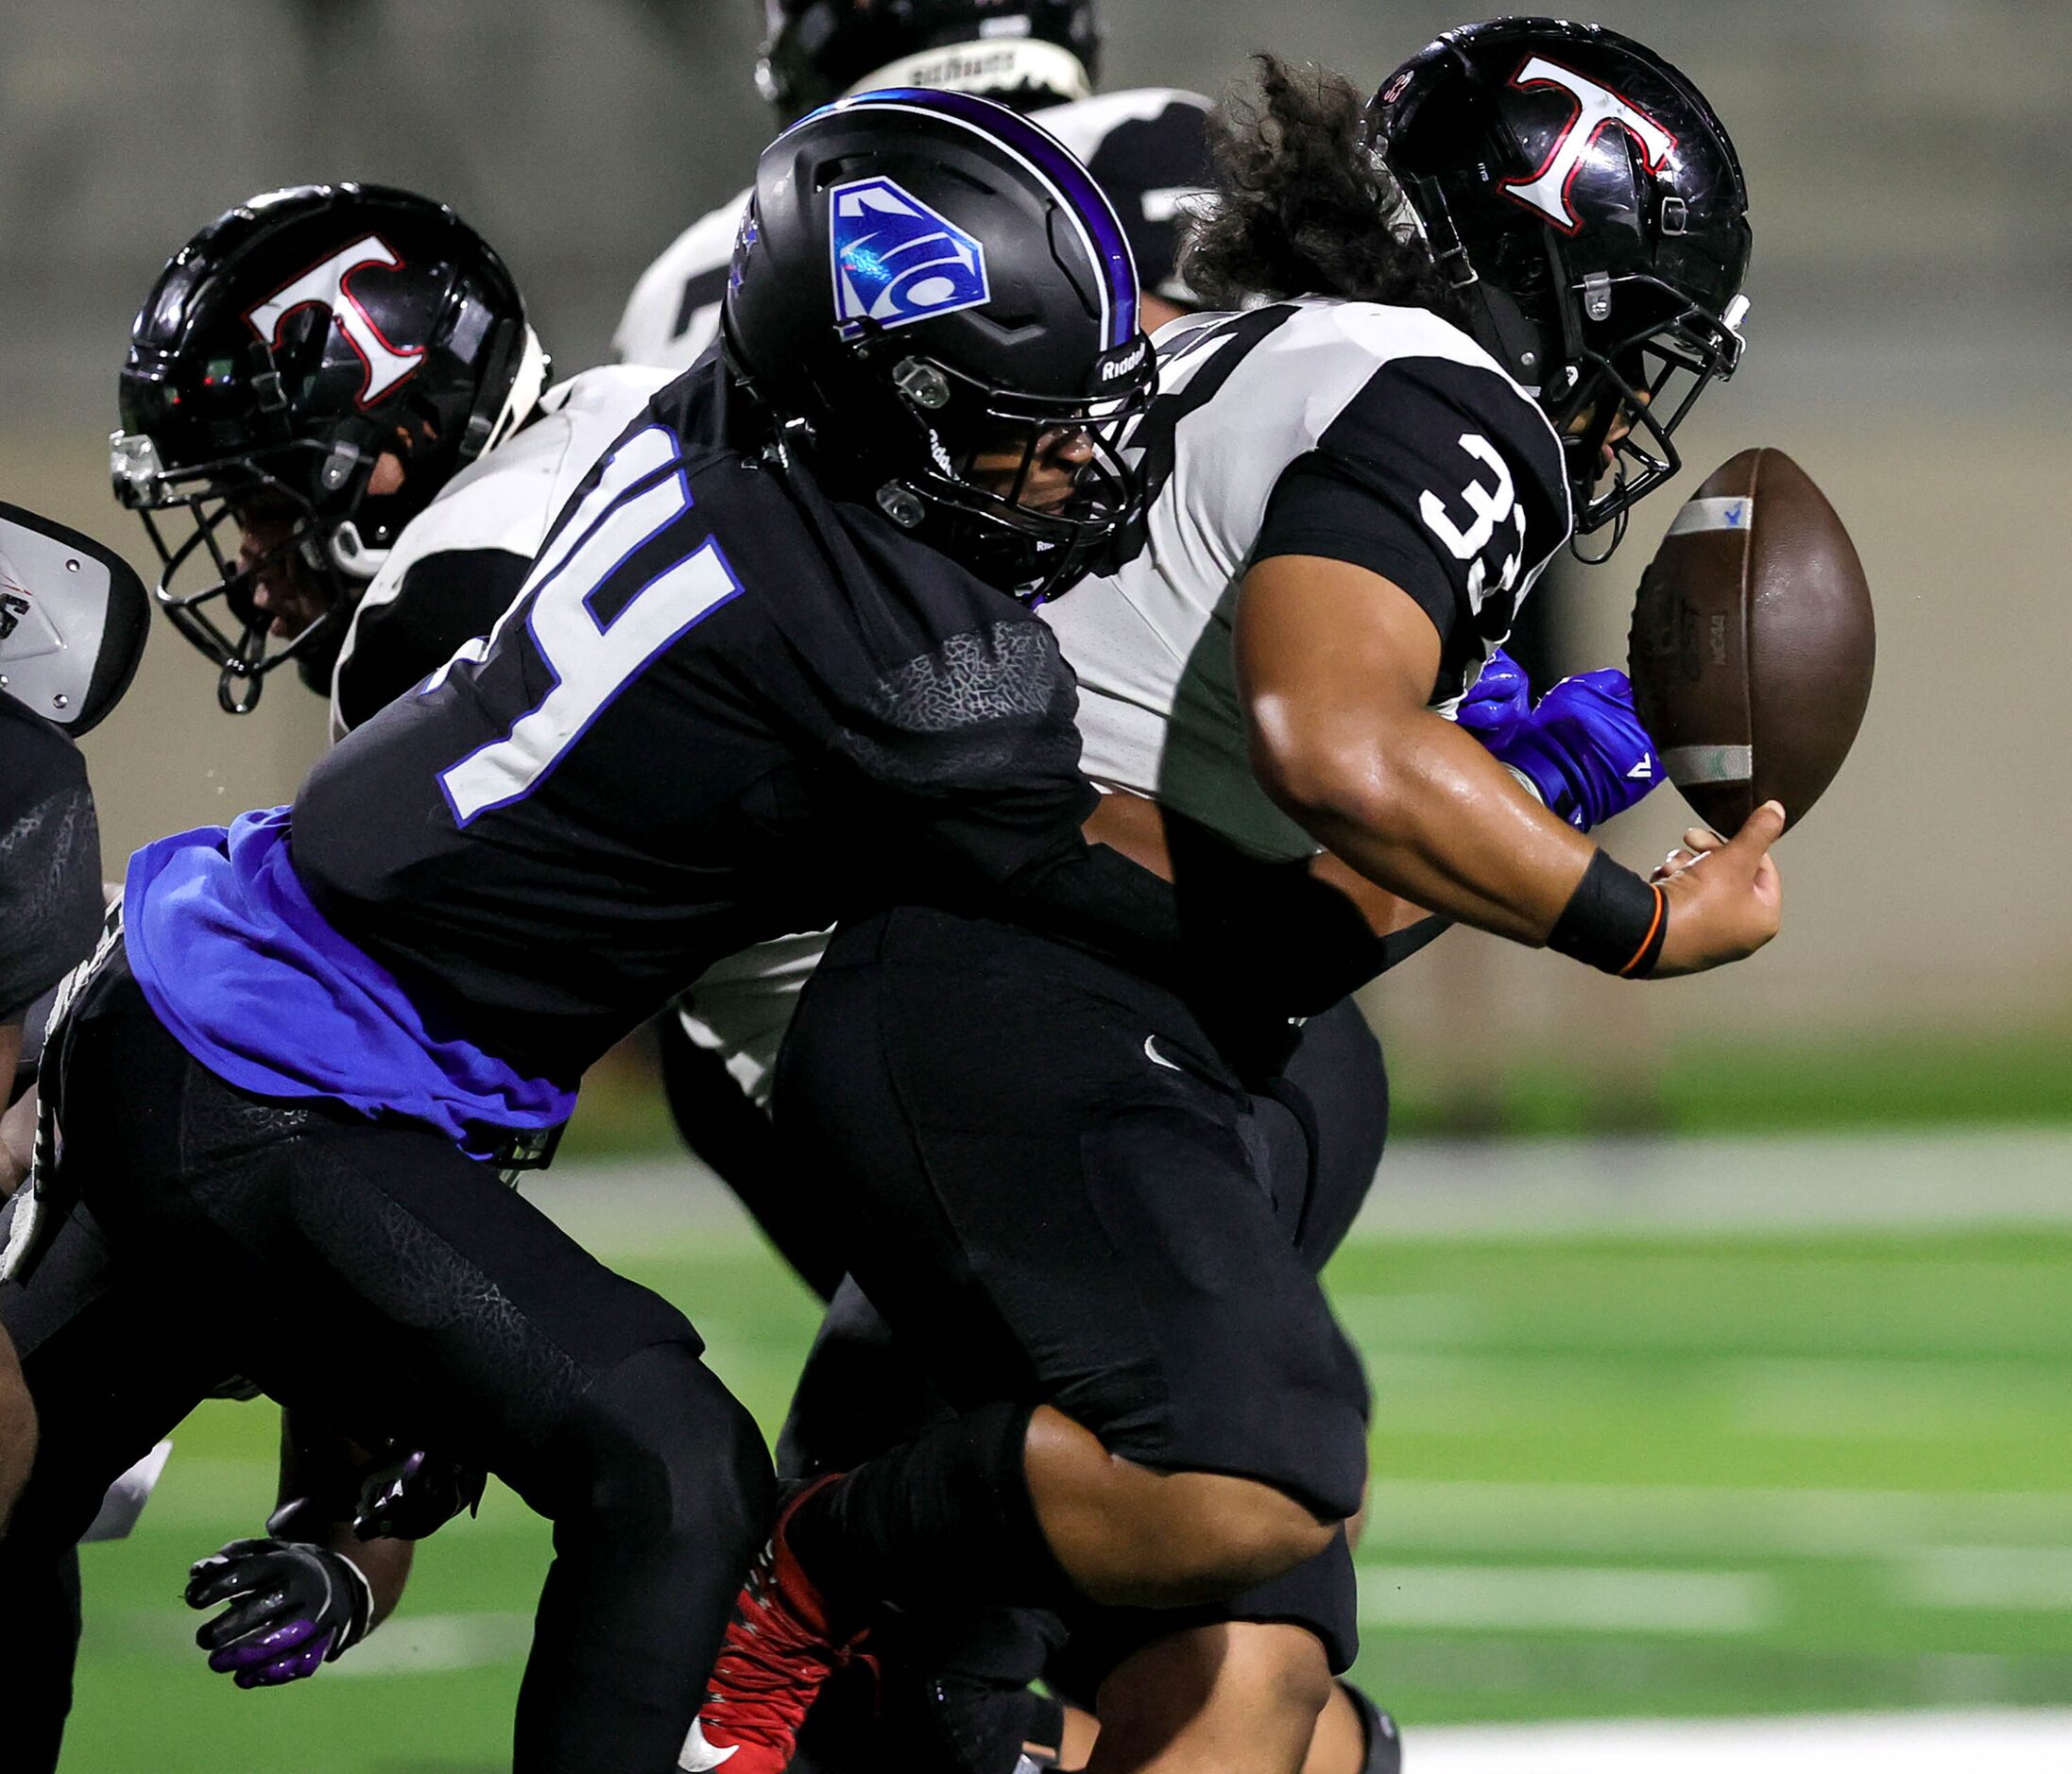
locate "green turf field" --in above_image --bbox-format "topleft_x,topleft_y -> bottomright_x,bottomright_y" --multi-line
54,1162 -> 2072,1770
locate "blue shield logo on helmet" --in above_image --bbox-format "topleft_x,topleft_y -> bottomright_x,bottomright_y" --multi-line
830,177 -> 990,337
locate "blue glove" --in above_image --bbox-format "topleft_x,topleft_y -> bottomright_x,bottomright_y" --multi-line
1454,646 -> 1533,748
1492,669 -> 1663,831
185,1536 -> 373,1687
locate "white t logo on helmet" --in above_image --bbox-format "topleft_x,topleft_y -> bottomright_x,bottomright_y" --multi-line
245,235 -> 426,407
1498,57 -> 1678,234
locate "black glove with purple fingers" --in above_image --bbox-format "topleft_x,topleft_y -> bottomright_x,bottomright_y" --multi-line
185,1537 -> 374,1687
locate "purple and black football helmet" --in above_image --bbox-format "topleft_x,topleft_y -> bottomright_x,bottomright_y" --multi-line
111,184 -> 548,710
725,89 -> 1154,601
1370,19 -> 1753,542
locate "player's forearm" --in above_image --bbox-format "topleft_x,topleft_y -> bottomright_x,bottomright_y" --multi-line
324,1522 -> 413,1628
1089,791 -> 1436,947
1258,708 -> 1595,945
276,1410 -> 412,1628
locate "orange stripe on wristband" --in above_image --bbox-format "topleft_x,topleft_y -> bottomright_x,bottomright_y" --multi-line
1618,884 -> 1667,977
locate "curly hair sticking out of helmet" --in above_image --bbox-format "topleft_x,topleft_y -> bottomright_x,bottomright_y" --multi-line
1185,31 -> 1754,547
1182,56 -> 1459,321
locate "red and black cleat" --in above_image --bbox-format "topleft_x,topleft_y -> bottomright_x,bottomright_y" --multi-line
679,1476 -> 868,1774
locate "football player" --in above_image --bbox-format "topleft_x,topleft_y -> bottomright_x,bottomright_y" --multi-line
691,23 -> 1775,1774
0,500 -> 151,1768
617,0 -> 1210,368
87,182 -> 645,1714
137,168 -> 1405,1774
622,0 -> 1217,1307
111,183 -> 556,716
0,93 -> 1157,1774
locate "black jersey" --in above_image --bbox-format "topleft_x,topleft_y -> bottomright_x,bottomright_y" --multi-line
0,698 -> 103,1023
288,359 -> 1115,1083
330,367 -> 672,738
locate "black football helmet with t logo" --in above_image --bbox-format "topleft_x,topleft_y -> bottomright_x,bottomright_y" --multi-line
756,0 -> 1101,123
111,183 -> 548,710
1370,19 -> 1752,543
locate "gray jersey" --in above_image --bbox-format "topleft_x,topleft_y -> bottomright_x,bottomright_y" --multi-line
1045,297 -> 1573,861
613,88 -> 1210,373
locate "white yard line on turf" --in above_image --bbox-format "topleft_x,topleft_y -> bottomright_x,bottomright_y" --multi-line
1357,1563 -> 1777,1634
528,1128 -> 2072,1254
1409,1708 -> 2072,1772
1898,1544 -> 2072,1610
1352,1128 -> 2072,1238
1359,1478 -> 2072,1560
1350,1127 -> 2072,1243
326,1612 -> 537,1676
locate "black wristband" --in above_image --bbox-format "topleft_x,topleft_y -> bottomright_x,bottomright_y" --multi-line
1548,849 -> 1667,978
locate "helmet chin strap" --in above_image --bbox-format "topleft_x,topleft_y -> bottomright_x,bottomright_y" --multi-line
325,520 -> 388,581
479,325 -> 552,457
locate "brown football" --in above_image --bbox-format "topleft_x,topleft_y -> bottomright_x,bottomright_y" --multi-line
1628,447 -> 1875,833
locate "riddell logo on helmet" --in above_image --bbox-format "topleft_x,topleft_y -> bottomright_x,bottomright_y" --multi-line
1098,338 -> 1148,382
1498,57 -> 1679,234
245,235 -> 427,408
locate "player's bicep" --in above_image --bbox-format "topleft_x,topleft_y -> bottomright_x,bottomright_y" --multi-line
1237,552 -> 1450,822
1237,553 -> 1444,739
1253,352 -> 1567,700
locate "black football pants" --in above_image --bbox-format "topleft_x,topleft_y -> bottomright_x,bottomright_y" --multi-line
658,951 -> 1389,1756
0,949 -> 773,1774
773,946 -> 1389,1756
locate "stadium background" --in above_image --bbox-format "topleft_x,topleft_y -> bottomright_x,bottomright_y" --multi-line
4,0 -> 2068,1765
